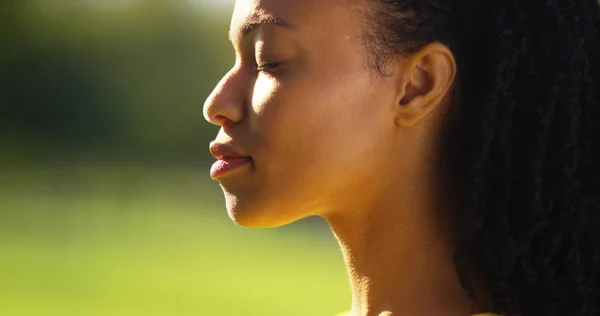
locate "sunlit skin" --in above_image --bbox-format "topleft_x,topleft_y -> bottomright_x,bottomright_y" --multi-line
203,0 -> 491,315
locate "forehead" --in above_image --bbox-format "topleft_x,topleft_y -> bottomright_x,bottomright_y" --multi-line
230,0 -> 363,39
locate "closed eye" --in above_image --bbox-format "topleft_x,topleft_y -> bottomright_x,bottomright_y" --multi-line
255,62 -> 281,72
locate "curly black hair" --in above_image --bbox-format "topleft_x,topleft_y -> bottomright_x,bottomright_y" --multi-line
358,0 -> 600,315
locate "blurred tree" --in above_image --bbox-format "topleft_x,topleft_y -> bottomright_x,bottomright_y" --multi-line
0,0 -> 233,165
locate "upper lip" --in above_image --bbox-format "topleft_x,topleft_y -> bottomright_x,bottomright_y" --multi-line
209,141 -> 251,160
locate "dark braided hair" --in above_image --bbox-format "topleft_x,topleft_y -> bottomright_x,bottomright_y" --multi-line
357,0 -> 600,315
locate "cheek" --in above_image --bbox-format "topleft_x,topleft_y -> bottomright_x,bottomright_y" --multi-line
251,68 -> 390,187
299,72 -> 390,162
251,74 -> 279,113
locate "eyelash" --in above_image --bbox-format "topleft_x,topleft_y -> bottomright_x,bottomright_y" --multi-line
254,61 -> 280,72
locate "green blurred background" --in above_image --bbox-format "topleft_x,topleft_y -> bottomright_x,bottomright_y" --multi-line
0,1 -> 349,315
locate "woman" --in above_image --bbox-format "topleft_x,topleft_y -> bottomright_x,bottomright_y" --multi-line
203,0 -> 600,315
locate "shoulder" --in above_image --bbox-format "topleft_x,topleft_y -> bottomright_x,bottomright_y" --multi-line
338,313 -> 501,316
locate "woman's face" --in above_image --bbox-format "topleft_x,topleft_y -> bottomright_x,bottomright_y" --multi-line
204,0 -> 401,227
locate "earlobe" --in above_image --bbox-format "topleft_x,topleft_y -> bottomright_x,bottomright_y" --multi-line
394,42 -> 457,127
397,95 -> 431,127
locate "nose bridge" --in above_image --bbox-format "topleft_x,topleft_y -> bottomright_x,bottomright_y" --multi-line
203,68 -> 245,126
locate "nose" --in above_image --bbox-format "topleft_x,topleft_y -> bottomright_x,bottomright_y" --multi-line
203,68 -> 245,126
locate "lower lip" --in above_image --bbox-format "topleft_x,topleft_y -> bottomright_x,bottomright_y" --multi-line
210,157 -> 252,179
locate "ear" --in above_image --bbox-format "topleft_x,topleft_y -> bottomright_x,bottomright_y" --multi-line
393,42 -> 457,127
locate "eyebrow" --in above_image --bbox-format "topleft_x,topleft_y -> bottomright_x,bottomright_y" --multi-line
229,13 -> 293,42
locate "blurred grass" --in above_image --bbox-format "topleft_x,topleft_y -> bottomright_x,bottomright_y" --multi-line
0,165 -> 350,316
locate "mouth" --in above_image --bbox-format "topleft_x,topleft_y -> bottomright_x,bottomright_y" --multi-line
210,156 -> 253,179
209,141 -> 252,179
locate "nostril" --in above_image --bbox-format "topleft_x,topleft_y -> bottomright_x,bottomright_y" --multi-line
214,115 -> 233,126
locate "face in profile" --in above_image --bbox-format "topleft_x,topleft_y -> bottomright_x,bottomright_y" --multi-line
203,0 -> 402,228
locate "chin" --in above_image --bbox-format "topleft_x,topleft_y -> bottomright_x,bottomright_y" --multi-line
223,191 -> 306,228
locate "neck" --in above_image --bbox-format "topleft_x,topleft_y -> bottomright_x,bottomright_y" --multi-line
324,169 -> 485,316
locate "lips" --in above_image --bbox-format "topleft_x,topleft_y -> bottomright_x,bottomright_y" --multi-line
210,156 -> 252,179
209,141 -> 252,179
